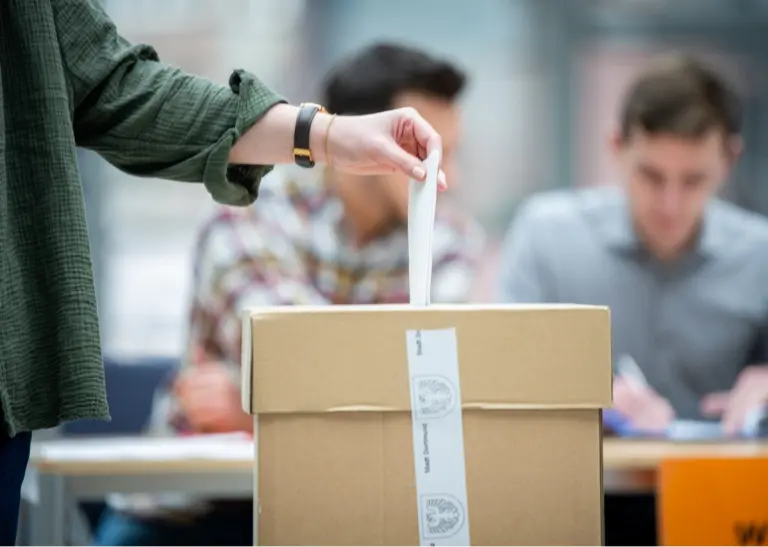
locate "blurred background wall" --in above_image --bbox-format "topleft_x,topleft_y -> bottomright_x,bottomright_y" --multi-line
81,0 -> 768,359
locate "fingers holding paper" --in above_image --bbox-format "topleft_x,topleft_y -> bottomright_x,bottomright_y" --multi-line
325,107 -> 447,190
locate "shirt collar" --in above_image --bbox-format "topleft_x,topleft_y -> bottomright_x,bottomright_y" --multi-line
598,191 -> 726,260
598,192 -> 638,252
696,201 -> 730,258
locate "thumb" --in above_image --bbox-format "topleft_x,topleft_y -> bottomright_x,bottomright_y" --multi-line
700,391 -> 729,416
378,138 -> 426,180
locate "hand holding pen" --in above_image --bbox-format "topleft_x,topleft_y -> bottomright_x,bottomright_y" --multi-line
612,355 -> 676,434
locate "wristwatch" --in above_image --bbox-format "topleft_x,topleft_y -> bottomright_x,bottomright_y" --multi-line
293,102 -> 327,168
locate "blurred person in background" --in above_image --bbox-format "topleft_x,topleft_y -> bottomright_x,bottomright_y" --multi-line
497,53 -> 768,436
92,43 -> 484,546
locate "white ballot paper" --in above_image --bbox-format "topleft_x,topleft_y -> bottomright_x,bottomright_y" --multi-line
407,150 -> 440,307
406,149 -> 471,546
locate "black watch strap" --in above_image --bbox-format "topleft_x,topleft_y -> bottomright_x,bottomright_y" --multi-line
293,103 -> 326,168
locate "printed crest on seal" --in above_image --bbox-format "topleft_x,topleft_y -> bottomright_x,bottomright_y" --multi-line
413,375 -> 456,420
421,494 -> 466,539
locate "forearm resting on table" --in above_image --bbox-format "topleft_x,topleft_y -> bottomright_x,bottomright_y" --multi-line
230,104 -> 332,166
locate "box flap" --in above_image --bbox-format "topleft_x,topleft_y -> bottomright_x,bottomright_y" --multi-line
242,303 -> 612,414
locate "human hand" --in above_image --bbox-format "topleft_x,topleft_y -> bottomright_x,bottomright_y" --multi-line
700,365 -> 768,436
612,376 -> 676,433
174,365 -> 251,434
317,107 -> 447,189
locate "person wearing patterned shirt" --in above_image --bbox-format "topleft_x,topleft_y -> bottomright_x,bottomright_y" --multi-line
92,43 -> 485,546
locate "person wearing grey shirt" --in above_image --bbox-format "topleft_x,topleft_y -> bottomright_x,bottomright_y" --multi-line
497,54 -> 768,436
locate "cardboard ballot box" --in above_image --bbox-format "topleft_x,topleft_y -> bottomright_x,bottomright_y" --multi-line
241,303 -> 612,546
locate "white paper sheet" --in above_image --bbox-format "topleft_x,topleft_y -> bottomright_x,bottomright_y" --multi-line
665,420 -> 725,440
408,149 -> 441,307
665,407 -> 766,440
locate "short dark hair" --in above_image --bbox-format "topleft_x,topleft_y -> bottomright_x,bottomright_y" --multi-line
619,53 -> 742,141
322,43 -> 467,115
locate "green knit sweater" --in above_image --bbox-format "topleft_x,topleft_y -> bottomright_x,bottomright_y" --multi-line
0,0 -> 285,435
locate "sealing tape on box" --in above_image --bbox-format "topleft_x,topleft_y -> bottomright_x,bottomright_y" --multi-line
406,327 -> 471,546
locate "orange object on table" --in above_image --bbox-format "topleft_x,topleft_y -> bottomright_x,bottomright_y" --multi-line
659,456 -> 768,546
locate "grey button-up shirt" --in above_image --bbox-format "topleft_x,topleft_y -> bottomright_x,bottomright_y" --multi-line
497,186 -> 768,419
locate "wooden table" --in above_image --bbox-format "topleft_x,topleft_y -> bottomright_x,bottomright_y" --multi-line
603,438 -> 768,492
25,436 -> 768,545
25,435 -> 254,545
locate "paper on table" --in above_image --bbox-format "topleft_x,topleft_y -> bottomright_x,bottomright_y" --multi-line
36,433 -> 254,463
665,420 -> 725,440
408,149 -> 441,306
617,409 -> 766,440
666,407 -> 766,440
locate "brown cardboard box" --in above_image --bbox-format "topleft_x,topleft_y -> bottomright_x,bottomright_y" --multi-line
242,303 -> 612,546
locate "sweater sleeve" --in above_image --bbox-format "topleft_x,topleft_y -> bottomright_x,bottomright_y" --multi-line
53,0 -> 286,205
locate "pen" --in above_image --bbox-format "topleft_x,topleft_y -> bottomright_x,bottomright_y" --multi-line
616,354 -> 648,392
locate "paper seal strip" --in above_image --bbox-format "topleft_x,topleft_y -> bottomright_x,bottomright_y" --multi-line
407,327 -> 471,546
